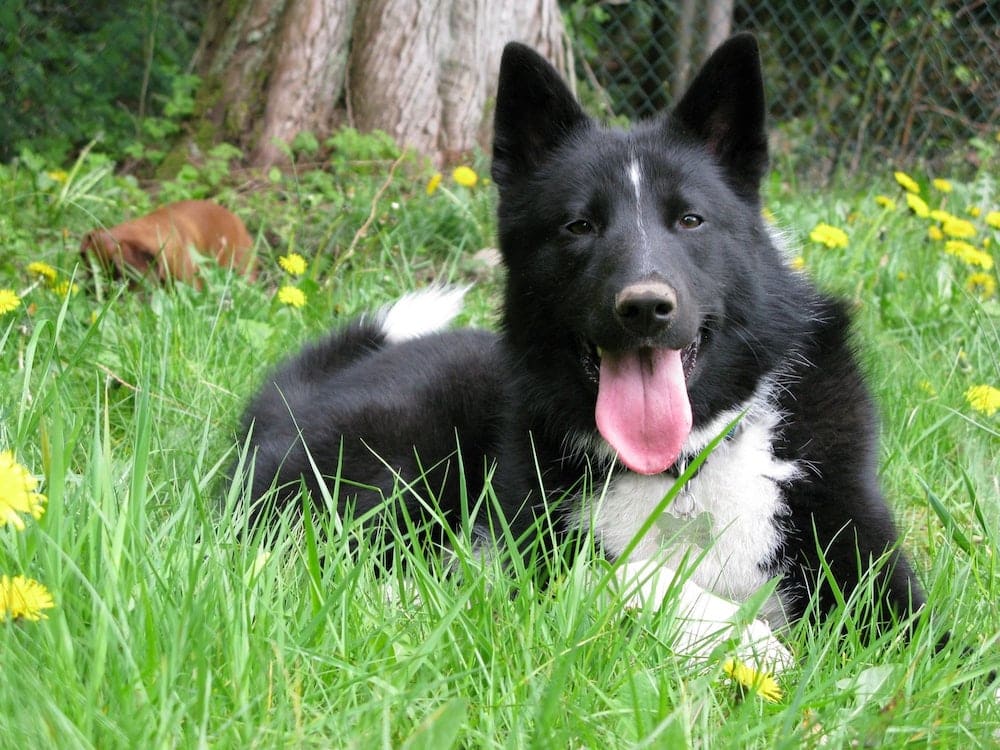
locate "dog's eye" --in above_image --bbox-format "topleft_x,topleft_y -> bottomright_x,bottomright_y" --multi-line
565,219 -> 595,236
678,214 -> 704,229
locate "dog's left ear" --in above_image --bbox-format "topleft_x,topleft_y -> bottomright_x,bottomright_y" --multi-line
672,33 -> 768,200
492,42 -> 588,188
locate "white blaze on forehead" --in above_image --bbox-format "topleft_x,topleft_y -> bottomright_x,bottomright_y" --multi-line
627,157 -> 649,252
628,158 -> 642,198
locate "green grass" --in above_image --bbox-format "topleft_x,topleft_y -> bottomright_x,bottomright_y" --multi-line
1,146 -> 999,748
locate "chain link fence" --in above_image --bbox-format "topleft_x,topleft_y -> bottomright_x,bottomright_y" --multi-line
564,1 -> 999,182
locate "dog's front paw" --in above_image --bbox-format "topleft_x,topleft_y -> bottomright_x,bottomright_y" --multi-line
616,559 -> 793,673
739,613 -> 794,673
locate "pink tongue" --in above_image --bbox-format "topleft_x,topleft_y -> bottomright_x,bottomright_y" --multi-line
595,348 -> 692,475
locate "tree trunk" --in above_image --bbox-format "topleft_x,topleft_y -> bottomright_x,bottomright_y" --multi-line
704,0 -> 734,58
671,0 -> 697,100
669,0 -> 734,100
193,0 -> 291,144
193,0 -> 567,167
256,0 -> 357,165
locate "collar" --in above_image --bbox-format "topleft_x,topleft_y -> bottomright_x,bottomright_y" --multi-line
663,422 -> 741,480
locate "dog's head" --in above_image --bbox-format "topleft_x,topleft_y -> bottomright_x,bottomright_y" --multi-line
491,35 -> 812,473
80,229 -> 157,279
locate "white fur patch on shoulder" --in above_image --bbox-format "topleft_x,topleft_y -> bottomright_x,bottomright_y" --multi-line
380,285 -> 469,344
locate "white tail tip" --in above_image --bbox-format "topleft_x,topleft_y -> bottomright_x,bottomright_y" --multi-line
381,285 -> 470,344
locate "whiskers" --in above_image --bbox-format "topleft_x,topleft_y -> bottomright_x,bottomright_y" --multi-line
558,429 -> 617,471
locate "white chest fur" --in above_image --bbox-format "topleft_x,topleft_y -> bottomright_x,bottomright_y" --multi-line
571,394 -> 802,608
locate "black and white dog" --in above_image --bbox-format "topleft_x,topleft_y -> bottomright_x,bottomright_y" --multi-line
238,35 -> 924,669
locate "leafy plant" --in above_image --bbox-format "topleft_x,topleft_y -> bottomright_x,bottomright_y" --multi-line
0,0 -> 201,164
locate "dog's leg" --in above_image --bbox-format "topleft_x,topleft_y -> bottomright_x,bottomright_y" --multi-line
617,558 -> 794,673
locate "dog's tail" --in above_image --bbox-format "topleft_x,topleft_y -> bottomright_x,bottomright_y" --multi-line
377,284 -> 469,344
283,285 -> 470,382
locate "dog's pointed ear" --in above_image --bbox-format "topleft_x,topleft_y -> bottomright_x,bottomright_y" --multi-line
491,42 -> 588,188
672,33 -> 768,199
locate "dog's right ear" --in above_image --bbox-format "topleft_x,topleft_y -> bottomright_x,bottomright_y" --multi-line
116,239 -> 156,275
82,230 -> 154,276
491,43 -> 588,187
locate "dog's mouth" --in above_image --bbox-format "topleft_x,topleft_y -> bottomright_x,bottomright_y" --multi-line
581,333 -> 701,475
581,333 -> 700,385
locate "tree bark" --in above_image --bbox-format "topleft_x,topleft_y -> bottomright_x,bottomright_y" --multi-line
669,0 -> 734,100
255,0 -> 357,165
193,0 -> 290,141
671,0 -> 697,100
193,0 -> 567,167
348,0 -> 446,159
704,0 -> 734,58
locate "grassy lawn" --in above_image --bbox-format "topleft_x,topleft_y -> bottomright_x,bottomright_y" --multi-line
1,139 -> 998,747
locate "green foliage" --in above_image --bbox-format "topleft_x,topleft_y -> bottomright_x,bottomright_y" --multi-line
124,73 -> 204,166
326,127 -> 403,166
0,0 -> 202,164
290,131 -> 321,158
158,143 -> 246,202
0,145 -> 997,746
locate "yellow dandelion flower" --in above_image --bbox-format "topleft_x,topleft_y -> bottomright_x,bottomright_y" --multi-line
51,280 -> 79,297
426,172 -> 443,196
986,211 -> 1000,230
0,451 -> 46,531
46,170 -> 68,184
966,384 -> 1000,417
0,289 -> 21,315
919,380 -> 937,396
942,217 -> 977,240
966,272 -> 996,300
722,658 -> 782,702
26,261 -> 58,283
790,256 -> 805,270
874,195 -> 896,211
929,209 -> 957,224
808,222 -> 849,249
278,253 -> 307,277
893,171 -> 920,194
277,285 -> 306,308
944,240 -> 994,270
931,178 -> 953,193
967,206 -> 982,218
905,193 -> 930,218
0,575 -> 55,621
760,207 -> 777,224
452,166 -> 478,188
928,226 -> 944,241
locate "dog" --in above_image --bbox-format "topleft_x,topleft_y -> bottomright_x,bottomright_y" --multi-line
236,35 -> 926,670
81,199 -> 256,284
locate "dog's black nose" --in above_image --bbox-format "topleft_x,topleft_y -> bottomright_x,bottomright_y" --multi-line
614,282 -> 677,336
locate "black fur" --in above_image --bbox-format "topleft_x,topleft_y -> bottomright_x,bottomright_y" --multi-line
237,34 -> 924,631
240,319 -> 504,533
